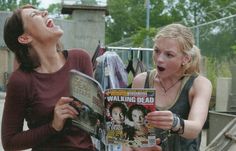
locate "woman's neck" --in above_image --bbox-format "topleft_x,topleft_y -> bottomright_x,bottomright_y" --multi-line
34,45 -> 65,73
36,53 -> 65,73
155,73 -> 183,92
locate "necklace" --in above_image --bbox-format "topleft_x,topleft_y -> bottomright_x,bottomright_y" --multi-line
156,76 -> 184,93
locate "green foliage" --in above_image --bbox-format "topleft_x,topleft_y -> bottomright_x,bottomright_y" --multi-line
0,0 -> 17,11
197,17 -> 236,63
106,0 -> 236,47
18,0 -> 40,8
231,44 -> 236,64
47,3 -> 61,14
174,0 -> 236,26
132,27 -> 156,47
106,0 -> 183,44
232,45 -> 236,51
0,0 -> 40,11
205,57 -> 231,97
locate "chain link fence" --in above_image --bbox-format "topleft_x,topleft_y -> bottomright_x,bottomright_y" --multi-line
108,15 -> 236,102
191,14 -> 236,103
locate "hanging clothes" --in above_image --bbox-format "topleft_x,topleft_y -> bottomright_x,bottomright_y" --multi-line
126,50 -> 135,76
126,50 -> 136,88
135,50 -> 147,75
92,43 -> 106,71
94,51 -> 128,90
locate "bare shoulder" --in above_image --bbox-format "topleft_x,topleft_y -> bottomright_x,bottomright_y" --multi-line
189,75 -> 212,105
132,72 -> 148,88
193,75 -> 212,92
195,75 -> 212,86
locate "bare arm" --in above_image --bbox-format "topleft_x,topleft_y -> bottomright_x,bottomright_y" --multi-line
146,75 -> 212,139
182,75 -> 212,138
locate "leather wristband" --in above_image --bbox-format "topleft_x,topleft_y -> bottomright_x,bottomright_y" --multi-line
171,114 -> 185,135
178,117 -> 185,134
171,113 -> 180,130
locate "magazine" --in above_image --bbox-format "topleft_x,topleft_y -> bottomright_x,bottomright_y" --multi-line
69,69 -> 156,148
69,69 -> 105,139
105,89 -> 156,148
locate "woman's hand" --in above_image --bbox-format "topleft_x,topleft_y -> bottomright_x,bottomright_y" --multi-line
122,145 -> 162,151
122,139 -> 162,151
133,145 -> 162,151
51,97 -> 79,131
146,111 -> 174,130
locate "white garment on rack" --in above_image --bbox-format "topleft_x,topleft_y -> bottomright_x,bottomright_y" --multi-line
94,51 -> 128,90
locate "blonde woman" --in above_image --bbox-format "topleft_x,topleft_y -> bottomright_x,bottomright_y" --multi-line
131,23 -> 212,151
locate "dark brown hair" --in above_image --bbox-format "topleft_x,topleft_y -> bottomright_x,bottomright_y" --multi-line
109,102 -> 127,116
4,5 -> 40,72
127,104 -> 149,121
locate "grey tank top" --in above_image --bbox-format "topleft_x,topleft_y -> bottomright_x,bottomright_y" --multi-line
145,69 -> 201,151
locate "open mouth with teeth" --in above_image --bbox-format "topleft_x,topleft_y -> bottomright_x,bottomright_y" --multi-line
157,66 -> 165,71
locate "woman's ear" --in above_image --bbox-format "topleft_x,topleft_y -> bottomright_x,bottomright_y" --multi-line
18,33 -> 32,44
182,54 -> 191,65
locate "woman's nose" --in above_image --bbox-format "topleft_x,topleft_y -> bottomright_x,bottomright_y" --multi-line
157,53 -> 165,63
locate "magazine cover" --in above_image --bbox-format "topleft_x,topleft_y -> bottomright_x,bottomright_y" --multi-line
104,89 -> 156,148
69,69 -> 105,139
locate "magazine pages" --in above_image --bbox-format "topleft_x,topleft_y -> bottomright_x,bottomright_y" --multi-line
69,70 -> 157,148
69,69 -> 105,139
105,89 -> 156,148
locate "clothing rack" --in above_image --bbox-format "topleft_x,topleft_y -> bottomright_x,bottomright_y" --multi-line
106,46 -> 153,52
106,46 -> 153,70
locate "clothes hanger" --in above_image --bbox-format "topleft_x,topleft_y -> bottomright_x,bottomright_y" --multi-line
126,49 -> 135,76
92,41 -> 106,71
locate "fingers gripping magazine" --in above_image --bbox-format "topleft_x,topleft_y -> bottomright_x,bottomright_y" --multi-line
69,70 -> 156,148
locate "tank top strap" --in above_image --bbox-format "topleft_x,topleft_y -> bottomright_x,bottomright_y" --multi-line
149,69 -> 156,88
144,70 -> 150,88
179,74 -> 198,99
144,69 -> 156,88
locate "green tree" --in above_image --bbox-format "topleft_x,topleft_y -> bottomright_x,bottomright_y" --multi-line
0,0 -> 40,11
106,0 -> 236,45
47,3 -> 61,14
0,0 -> 17,11
106,0 -> 183,44
173,0 -> 236,26
18,0 -> 40,8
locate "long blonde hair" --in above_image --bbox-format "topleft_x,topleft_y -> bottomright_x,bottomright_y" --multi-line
153,23 -> 201,75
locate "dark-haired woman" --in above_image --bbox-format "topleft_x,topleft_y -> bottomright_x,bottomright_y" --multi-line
2,5 -> 94,150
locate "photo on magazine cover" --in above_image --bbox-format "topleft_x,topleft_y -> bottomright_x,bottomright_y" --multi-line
69,97 -> 104,139
104,89 -> 156,147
